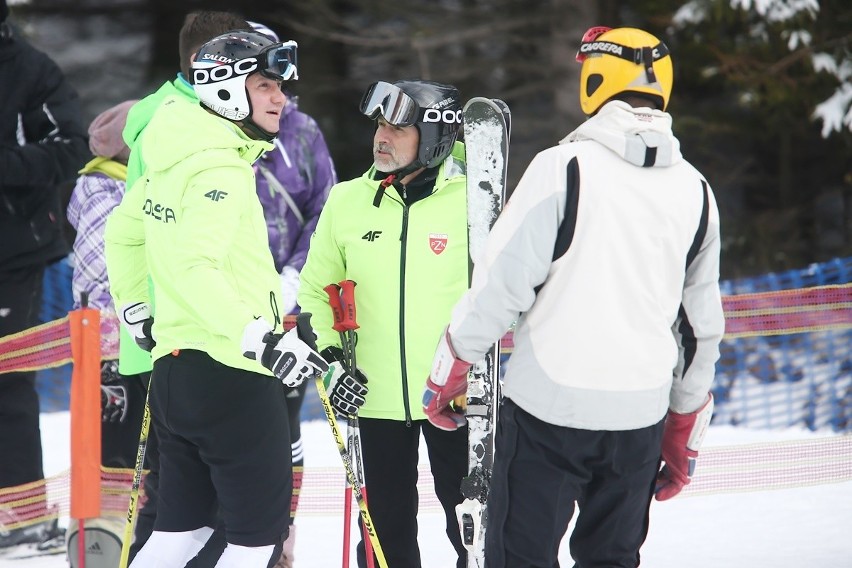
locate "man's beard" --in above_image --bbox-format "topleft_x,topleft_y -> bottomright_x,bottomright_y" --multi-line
373,143 -> 402,172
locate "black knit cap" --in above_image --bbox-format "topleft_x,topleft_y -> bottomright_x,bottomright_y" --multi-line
1,0 -> 8,23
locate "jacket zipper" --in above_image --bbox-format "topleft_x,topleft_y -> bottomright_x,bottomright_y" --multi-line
398,203 -> 412,426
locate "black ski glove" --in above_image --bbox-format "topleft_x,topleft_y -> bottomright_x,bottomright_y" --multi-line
100,360 -> 128,423
320,346 -> 369,417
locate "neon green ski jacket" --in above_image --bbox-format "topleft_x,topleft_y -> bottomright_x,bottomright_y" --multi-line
116,75 -> 197,374
105,95 -> 282,375
298,142 -> 469,421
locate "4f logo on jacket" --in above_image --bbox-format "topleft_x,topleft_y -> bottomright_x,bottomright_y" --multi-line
362,230 -> 382,242
429,233 -> 448,255
205,190 -> 228,202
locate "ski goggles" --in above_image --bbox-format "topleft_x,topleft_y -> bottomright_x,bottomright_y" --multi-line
260,40 -> 299,81
359,81 -> 419,127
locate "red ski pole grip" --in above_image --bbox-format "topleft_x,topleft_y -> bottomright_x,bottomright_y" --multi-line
339,279 -> 359,330
323,283 -> 347,332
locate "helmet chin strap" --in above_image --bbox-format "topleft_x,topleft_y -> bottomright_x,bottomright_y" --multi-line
388,159 -> 426,181
238,118 -> 277,142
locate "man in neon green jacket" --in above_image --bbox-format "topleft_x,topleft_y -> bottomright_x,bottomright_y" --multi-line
117,11 -> 248,379
298,80 -> 471,568
114,13 -> 250,565
105,31 -> 326,568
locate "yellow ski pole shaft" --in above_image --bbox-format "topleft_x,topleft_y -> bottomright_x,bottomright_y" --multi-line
315,376 -> 388,568
118,391 -> 151,568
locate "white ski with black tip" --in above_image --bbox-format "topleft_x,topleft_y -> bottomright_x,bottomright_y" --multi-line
458,96 -> 510,568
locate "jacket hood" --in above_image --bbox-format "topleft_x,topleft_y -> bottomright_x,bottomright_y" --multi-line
142,95 -> 272,173
562,100 -> 683,167
78,156 -> 127,181
122,75 -> 195,149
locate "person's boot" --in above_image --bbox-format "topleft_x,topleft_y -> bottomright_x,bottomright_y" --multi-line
0,505 -> 65,556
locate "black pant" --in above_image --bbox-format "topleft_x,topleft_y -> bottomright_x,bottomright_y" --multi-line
356,417 -> 468,568
485,399 -> 664,568
175,380 -> 309,565
128,376 -> 307,566
148,349 -> 291,548
0,265 -> 45,488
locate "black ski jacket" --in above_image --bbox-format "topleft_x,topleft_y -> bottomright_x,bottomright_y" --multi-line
0,21 -> 89,272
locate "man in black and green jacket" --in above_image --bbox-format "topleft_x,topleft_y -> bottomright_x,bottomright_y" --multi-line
298,80 -> 470,568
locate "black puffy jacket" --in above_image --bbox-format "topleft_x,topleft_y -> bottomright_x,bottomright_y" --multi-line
0,21 -> 89,271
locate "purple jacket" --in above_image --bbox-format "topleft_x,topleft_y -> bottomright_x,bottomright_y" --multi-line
67,166 -> 125,356
255,99 -> 336,273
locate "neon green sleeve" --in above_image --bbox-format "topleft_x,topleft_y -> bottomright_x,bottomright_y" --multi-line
297,186 -> 347,351
104,177 -> 150,309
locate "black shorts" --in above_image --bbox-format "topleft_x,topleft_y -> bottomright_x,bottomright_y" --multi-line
149,349 -> 291,547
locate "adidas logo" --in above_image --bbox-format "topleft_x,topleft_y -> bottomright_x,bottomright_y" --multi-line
87,541 -> 103,555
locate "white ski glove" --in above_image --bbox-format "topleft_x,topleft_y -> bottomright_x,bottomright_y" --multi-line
241,318 -> 329,387
120,302 -> 156,352
279,266 -> 300,315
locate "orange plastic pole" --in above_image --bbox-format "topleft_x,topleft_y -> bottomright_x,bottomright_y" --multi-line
69,306 -> 102,566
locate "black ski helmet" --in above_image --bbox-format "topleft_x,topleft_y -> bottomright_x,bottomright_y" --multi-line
191,30 -> 298,140
361,79 -> 462,171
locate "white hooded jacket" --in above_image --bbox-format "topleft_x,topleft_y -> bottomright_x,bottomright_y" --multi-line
448,100 -> 724,430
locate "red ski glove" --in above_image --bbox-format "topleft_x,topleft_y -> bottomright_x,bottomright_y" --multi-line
655,393 -> 714,501
422,328 -> 471,431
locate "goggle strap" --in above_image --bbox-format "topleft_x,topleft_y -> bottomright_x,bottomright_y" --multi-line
642,47 -> 656,83
579,40 -> 669,68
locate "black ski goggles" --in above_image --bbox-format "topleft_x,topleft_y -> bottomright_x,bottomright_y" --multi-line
260,40 -> 299,81
359,81 -> 419,127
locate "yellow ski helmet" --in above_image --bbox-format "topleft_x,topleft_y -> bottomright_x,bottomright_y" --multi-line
576,27 -> 673,115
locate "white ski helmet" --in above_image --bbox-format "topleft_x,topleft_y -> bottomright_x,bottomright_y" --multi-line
191,30 -> 297,134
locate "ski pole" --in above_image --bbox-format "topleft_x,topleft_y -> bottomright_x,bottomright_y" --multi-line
296,313 -> 387,568
341,426 -> 354,568
349,418 -> 374,568
338,279 -> 375,568
118,388 -> 151,568
324,282 -> 375,568
323,284 -> 354,568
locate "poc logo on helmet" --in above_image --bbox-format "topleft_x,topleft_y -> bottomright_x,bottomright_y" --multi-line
193,58 -> 259,85
423,109 -> 463,124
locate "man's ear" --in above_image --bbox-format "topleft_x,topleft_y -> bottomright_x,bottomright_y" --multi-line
186,53 -> 197,83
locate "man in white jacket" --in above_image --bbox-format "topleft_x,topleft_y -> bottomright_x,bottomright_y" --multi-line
423,26 -> 724,567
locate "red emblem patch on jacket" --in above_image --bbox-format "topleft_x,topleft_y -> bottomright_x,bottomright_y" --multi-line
429,233 -> 448,255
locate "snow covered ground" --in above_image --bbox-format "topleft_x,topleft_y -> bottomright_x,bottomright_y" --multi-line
4,412 -> 851,568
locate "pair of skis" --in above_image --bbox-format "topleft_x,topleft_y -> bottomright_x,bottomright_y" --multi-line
458,97 -> 511,567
